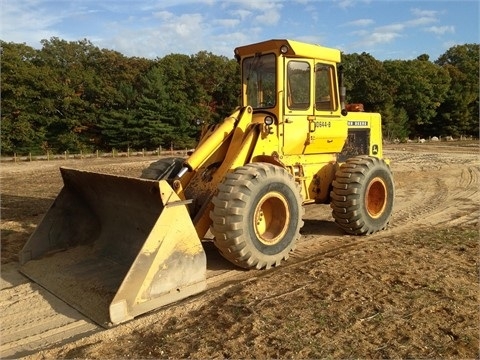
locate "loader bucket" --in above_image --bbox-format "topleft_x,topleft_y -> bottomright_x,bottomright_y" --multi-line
19,168 -> 207,326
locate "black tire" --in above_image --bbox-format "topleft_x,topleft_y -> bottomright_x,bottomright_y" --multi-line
331,155 -> 394,235
210,163 -> 304,270
140,157 -> 185,180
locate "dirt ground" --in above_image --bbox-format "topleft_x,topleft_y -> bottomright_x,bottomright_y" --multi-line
1,142 -> 479,359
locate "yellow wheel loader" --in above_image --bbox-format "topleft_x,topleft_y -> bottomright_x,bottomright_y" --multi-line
19,39 -> 394,326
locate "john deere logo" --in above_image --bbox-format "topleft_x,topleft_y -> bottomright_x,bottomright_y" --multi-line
372,144 -> 379,155
347,121 -> 368,127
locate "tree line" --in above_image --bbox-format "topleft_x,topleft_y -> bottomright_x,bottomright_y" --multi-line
1,38 -> 478,155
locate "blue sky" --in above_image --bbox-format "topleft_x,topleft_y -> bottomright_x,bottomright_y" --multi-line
1,0 -> 478,61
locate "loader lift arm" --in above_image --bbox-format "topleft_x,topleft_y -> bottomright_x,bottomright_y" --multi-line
172,105 -> 260,239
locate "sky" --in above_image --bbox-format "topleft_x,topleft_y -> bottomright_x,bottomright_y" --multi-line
1,0 -> 479,61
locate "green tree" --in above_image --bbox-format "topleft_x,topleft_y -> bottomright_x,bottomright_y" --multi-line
38,39 -> 153,152
381,103 -> 409,141
135,65 -> 176,149
95,51 -> 151,150
156,54 -> 199,148
0,41 -> 47,154
341,52 -> 394,113
383,58 -> 450,137
98,82 -> 138,150
434,44 -> 479,137
37,38 -> 105,152
188,51 -> 240,124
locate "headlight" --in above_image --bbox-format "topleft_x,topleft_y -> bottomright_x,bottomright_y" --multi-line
264,116 -> 274,126
280,45 -> 289,54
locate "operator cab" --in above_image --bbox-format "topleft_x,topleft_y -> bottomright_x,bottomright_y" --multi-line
234,39 -> 347,155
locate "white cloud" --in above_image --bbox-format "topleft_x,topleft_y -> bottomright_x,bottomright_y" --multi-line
1,1 -> 64,45
334,0 -> 355,9
344,19 -> 375,27
230,9 -> 251,20
358,31 -> 401,48
2,0 -> 476,62
139,0 -> 214,11
102,12 -> 208,57
213,18 -> 240,27
426,25 -> 455,35
376,23 -> 405,33
333,0 -> 372,10
348,5 -> 442,54
411,8 -> 438,18
233,0 -> 281,11
350,22 -> 403,51
406,7 -> 439,28
350,29 -> 369,37
406,16 -> 437,27
153,11 -> 175,21
255,8 -> 281,25
370,32 -> 400,44
225,1 -> 283,26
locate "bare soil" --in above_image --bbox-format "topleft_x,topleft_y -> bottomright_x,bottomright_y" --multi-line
1,143 -> 479,359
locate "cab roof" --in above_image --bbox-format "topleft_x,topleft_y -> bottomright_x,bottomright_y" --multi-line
234,39 -> 341,63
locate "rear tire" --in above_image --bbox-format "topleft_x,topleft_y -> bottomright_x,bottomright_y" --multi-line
140,157 -> 185,180
210,163 -> 304,269
331,155 -> 394,235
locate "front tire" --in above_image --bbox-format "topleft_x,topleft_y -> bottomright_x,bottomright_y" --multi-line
210,163 -> 304,269
331,156 -> 394,235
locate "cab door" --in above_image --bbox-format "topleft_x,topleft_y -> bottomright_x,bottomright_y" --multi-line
282,58 -> 314,155
306,62 -> 347,154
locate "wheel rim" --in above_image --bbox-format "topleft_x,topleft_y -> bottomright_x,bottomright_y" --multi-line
254,192 -> 290,245
365,176 -> 388,218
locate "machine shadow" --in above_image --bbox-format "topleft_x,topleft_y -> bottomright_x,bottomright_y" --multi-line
0,193 -> 54,222
202,241 -> 241,272
301,218 -> 345,237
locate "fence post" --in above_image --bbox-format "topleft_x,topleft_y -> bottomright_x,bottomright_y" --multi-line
13,153 -> 17,163
29,153 -> 32,162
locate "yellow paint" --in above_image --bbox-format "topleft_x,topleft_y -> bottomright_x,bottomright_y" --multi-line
133,180 -> 204,304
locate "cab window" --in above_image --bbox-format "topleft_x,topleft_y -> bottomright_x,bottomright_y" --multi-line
243,53 -> 276,109
315,64 -> 337,111
287,61 -> 310,110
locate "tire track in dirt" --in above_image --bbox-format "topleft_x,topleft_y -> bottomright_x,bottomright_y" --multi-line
392,173 -> 449,227
2,148 -> 478,358
0,264 -> 98,358
292,148 -> 479,264
442,164 -> 479,227
387,150 -> 479,229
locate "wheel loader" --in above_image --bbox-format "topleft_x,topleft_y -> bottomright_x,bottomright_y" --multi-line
19,39 -> 394,326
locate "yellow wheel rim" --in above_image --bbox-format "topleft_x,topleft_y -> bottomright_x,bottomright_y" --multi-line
365,177 -> 388,219
254,192 -> 290,245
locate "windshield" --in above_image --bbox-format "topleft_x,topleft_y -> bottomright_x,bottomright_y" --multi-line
242,53 -> 276,109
